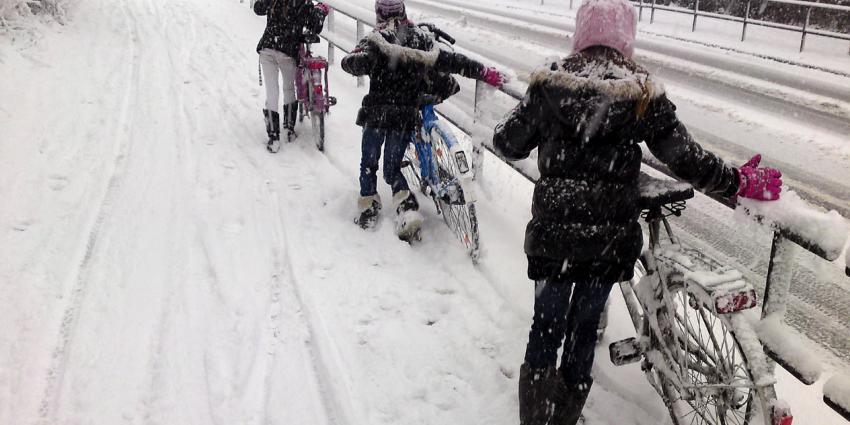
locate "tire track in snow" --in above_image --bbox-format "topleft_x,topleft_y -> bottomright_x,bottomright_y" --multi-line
36,1 -> 143,421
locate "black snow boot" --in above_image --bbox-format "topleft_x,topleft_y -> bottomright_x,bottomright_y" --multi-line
355,194 -> 382,230
263,109 -> 281,153
518,363 -> 557,425
550,375 -> 592,425
282,102 -> 298,142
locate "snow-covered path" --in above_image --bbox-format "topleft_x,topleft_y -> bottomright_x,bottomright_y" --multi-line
1,0 -> 848,424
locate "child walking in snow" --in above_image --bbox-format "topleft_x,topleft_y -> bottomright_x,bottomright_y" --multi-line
254,0 -> 329,153
492,0 -> 782,423
341,0 -> 505,240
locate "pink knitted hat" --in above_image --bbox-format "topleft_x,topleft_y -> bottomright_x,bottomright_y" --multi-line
571,0 -> 638,58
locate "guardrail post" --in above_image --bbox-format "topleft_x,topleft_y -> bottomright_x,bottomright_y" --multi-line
800,5 -> 812,52
692,0 -> 699,31
356,20 -> 365,87
762,233 -> 798,319
650,0 -> 657,23
742,0 -> 750,41
471,80 -> 485,180
326,9 -> 335,64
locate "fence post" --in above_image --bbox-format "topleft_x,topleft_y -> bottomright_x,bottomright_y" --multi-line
356,20 -> 365,87
762,233 -> 797,319
471,80 -> 485,180
650,0 -> 657,23
692,0 -> 699,31
570,0 -> 574,9
800,5 -> 812,52
742,0 -> 750,41
638,0 -> 644,21
327,9 -> 335,65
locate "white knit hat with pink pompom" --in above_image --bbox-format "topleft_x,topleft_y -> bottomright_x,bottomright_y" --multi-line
571,0 -> 638,58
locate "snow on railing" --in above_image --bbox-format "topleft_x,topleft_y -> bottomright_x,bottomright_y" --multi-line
314,1 -> 850,418
826,374 -> 850,421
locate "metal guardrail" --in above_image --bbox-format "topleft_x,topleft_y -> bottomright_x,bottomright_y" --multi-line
534,0 -> 850,52
314,3 -> 850,418
626,0 -> 850,52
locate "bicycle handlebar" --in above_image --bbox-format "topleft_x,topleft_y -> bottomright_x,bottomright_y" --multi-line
417,23 -> 456,45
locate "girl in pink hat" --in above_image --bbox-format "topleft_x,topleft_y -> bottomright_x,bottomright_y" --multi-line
493,0 -> 782,423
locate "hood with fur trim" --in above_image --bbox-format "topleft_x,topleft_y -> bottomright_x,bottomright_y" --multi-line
528,52 -> 665,141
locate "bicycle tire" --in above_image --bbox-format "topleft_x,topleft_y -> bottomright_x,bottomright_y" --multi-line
431,139 -> 480,262
312,111 -> 324,152
652,280 -> 774,425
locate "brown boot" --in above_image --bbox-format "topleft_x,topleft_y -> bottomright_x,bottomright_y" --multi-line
518,363 -> 556,425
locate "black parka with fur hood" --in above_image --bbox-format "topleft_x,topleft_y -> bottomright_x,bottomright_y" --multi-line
493,48 -> 739,283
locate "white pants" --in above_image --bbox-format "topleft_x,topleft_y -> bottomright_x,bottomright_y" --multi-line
259,48 -> 297,112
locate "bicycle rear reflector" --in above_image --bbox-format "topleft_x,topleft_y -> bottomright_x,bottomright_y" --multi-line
455,151 -> 469,173
714,289 -> 757,314
772,404 -> 793,425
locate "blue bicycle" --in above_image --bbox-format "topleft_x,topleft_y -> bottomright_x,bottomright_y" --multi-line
401,105 -> 480,262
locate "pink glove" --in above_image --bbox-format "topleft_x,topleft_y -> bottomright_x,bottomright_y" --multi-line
737,154 -> 782,201
315,2 -> 330,15
480,67 -> 506,88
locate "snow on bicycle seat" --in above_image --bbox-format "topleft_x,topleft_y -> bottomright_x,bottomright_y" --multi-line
638,173 -> 694,210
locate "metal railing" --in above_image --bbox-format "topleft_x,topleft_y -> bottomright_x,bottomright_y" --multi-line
315,2 -> 850,420
626,0 -> 850,52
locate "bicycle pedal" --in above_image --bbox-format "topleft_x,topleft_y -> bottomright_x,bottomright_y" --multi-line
610,337 -> 643,366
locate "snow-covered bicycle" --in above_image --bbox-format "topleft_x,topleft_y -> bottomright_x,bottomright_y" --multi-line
401,104 -> 480,262
296,33 -> 336,152
608,174 -> 792,425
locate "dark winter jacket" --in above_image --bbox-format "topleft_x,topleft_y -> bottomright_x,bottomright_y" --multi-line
493,48 -> 739,283
341,23 -> 485,131
254,0 -> 325,60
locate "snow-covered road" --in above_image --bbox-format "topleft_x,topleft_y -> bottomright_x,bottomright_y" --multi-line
1,0 -> 849,424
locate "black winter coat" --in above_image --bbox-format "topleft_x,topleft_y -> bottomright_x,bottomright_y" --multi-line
493,48 -> 739,283
341,23 -> 485,131
254,0 -> 325,61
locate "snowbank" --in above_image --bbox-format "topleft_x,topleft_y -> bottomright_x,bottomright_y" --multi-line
735,191 -> 849,261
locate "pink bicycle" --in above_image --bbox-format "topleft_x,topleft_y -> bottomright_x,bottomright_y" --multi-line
296,33 -> 336,151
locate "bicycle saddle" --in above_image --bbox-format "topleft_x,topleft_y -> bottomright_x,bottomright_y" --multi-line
638,174 -> 694,210
300,33 -> 321,44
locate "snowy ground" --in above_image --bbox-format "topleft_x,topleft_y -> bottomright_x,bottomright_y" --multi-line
1,0 -> 850,424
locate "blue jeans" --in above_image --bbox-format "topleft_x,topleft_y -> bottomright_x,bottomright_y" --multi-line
524,279 -> 613,385
360,127 -> 414,197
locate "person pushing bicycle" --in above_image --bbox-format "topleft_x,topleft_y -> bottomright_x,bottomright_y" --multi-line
341,0 -> 506,241
254,0 -> 329,152
492,0 -> 783,423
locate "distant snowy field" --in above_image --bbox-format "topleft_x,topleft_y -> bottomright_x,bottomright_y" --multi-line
1,0 -> 849,424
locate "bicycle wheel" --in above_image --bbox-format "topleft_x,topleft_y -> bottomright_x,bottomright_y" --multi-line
432,139 -> 480,261
654,280 -> 773,425
312,111 -> 324,151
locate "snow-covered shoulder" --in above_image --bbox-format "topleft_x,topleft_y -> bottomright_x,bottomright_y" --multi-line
735,190 -> 849,261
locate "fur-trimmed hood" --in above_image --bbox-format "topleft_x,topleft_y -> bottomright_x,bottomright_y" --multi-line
526,51 -> 667,141
529,55 -> 665,101
365,27 -> 438,67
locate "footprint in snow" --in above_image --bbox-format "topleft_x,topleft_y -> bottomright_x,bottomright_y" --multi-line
47,175 -> 69,191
